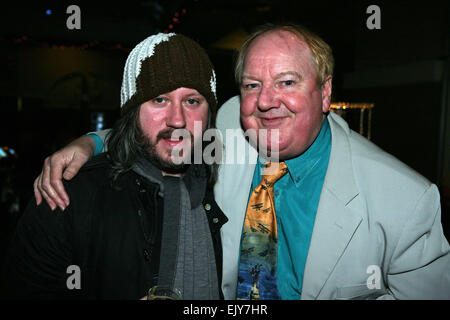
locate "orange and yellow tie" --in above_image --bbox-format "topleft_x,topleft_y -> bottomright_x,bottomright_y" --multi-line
237,162 -> 289,300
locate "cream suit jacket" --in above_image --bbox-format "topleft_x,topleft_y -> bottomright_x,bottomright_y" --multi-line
214,96 -> 450,300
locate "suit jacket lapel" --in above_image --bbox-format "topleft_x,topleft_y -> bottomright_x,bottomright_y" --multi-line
301,113 -> 363,300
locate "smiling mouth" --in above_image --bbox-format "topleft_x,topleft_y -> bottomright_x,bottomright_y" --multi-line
162,137 -> 184,147
260,117 -> 286,127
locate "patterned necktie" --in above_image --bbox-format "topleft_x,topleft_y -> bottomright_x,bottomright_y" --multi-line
237,162 -> 289,300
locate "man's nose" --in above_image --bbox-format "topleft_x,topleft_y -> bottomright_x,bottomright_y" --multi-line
166,102 -> 186,128
257,85 -> 280,111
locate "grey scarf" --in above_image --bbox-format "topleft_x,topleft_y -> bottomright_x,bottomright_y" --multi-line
132,158 -> 219,299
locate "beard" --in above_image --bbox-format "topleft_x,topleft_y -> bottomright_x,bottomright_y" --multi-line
138,127 -> 195,175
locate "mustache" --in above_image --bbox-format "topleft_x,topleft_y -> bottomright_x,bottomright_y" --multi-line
156,128 -> 194,141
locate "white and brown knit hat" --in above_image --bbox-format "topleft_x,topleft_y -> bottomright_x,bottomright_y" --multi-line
120,33 -> 217,115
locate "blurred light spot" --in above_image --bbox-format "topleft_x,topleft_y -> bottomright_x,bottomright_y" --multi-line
91,112 -> 105,131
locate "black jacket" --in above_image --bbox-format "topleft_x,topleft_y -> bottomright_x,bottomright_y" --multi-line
1,154 -> 227,299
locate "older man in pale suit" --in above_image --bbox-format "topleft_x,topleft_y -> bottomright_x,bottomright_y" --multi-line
33,24 -> 449,300
215,96 -> 449,299
215,24 -> 449,300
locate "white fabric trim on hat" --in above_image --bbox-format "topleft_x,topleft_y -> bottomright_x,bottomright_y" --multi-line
210,70 -> 217,102
120,33 -> 176,108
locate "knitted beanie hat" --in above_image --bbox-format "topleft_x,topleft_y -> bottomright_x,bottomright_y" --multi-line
120,33 -> 217,115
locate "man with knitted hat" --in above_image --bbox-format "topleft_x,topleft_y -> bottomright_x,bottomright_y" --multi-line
1,33 -> 227,299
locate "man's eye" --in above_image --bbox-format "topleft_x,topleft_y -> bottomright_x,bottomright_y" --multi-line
282,80 -> 295,86
186,99 -> 199,105
153,97 -> 165,104
244,83 -> 259,89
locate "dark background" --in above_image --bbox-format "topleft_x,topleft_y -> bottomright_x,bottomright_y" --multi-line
1,0 -> 449,267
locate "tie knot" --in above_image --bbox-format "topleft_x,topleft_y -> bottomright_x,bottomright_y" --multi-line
262,162 -> 288,186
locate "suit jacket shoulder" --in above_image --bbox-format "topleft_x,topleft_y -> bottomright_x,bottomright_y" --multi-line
328,112 -> 431,201
348,128 -> 430,189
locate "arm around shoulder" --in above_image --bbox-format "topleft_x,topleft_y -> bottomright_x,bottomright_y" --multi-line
33,130 -> 111,210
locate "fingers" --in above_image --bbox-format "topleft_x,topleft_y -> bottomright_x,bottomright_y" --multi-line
36,168 -> 57,211
49,156 -> 71,207
40,157 -> 67,211
33,176 -> 42,206
34,136 -> 94,211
